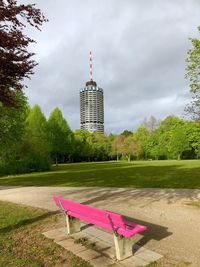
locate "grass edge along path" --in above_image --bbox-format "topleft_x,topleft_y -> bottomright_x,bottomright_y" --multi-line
0,201 -> 91,267
0,160 -> 200,189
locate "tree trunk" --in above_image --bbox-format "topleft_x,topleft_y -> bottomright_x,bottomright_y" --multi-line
117,152 -> 119,161
55,155 -> 58,166
177,153 -> 181,160
128,154 -> 130,162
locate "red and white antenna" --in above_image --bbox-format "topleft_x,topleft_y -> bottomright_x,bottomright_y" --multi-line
89,50 -> 93,81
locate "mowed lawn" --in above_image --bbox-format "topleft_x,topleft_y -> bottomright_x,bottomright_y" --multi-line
0,201 -> 90,267
0,160 -> 200,188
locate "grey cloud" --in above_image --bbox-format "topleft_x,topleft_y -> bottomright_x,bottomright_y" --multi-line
23,0 -> 200,133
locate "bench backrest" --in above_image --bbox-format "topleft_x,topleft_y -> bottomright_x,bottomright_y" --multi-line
53,196 -> 126,231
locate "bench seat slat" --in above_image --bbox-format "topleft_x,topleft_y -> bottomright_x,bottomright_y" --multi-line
53,196 -> 125,228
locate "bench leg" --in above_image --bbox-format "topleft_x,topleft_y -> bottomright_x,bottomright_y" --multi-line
113,234 -> 133,260
66,215 -> 81,234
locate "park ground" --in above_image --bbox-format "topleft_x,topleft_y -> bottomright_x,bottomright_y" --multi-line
0,160 -> 200,266
0,201 -> 91,267
0,160 -> 200,188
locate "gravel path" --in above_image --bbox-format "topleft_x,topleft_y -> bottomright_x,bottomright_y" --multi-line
0,186 -> 200,266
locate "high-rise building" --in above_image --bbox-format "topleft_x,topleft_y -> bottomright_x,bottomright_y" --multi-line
80,52 -> 104,134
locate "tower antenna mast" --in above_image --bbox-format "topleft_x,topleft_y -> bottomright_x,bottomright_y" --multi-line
90,51 -> 93,81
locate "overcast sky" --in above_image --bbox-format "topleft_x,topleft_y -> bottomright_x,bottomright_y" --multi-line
23,0 -> 200,133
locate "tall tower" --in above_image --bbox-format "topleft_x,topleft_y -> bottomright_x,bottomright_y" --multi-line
80,51 -> 104,134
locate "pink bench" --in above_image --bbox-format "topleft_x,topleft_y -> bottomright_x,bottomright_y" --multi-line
53,196 -> 147,260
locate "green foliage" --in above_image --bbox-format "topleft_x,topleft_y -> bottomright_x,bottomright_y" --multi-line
185,26 -> 200,119
123,135 -> 140,161
73,130 -> 92,161
186,121 -> 200,157
21,105 -> 51,172
111,135 -> 125,160
0,92 -> 29,174
1,98 -> 200,176
168,126 -> 191,160
135,126 -> 150,159
0,92 -> 28,160
120,129 -> 133,136
73,130 -> 111,162
48,107 -> 73,164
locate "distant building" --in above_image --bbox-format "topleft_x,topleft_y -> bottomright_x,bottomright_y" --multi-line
80,52 -> 104,134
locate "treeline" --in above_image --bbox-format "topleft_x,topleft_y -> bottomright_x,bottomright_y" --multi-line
0,93 -> 200,175
116,116 -> 200,161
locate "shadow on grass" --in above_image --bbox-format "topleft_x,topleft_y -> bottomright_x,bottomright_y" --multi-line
0,161 -> 200,189
0,210 -> 60,235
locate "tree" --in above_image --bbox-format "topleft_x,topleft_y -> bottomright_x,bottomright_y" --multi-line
185,121 -> 200,158
0,0 -> 47,107
73,130 -> 91,162
120,130 -> 132,137
112,135 -> 125,161
185,26 -> 200,120
0,91 -> 28,173
123,135 -> 140,162
168,126 -> 191,160
142,116 -> 158,132
48,108 -> 73,164
87,132 -> 109,161
145,130 -> 161,160
22,105 -> 51,171
135,126 -> 149,159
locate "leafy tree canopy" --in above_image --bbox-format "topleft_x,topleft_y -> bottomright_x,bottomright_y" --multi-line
48,107 -> 73,164
185,26 -> 200,120
120,130 -> 132,137
0,91 -> 28,161
0,0 -> 47,107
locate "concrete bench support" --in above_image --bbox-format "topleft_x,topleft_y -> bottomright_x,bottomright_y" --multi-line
66,215 -> 81,234
113,234 -> 133,260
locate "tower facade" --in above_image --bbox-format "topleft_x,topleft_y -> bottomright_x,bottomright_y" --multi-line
80,52 -> 104,134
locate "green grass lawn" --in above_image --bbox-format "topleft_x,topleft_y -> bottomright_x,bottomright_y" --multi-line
0,201 -> 90,267
0,160 -> 200,188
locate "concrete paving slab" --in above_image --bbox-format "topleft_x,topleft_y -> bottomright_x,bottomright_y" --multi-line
43,229 -> 64,240
43,226 -> 163,266
90,256 -> 114,267
65,242 -> 87,254
77,249 -> 101,261
83,226 -> 106,237
55,238 -> 75,248
132,244 -> 147,255
101,246 -> 116,259
119,256 -> 148,267
69,231 -> 87,239
136,249 -> 163,262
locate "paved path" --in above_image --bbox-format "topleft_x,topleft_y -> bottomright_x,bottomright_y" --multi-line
0,186 -> 200,266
